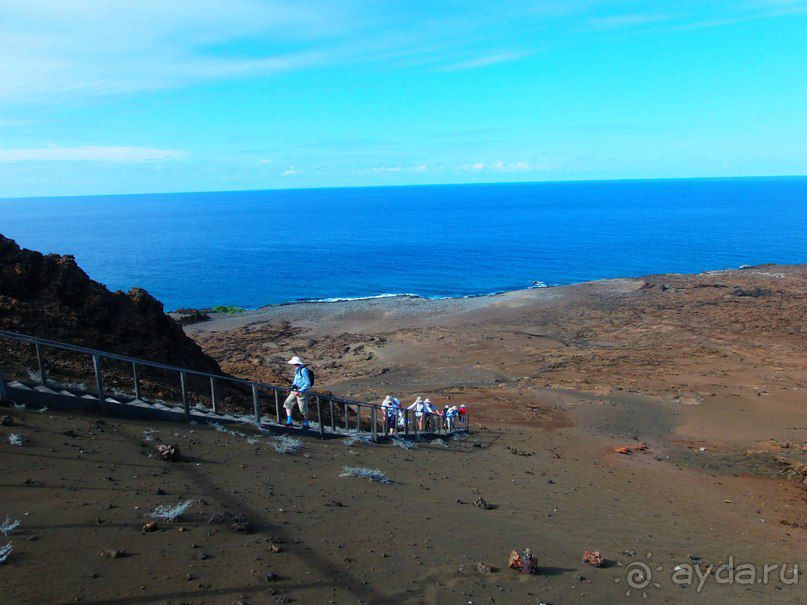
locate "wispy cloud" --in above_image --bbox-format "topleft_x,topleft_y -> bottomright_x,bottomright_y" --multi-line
2,1 -> 805,104
590,13 -> 676,30
461,161 -> 546,173
0,0 -> 349,102
282,167 -> 301,176
0,145 -> 184,163
445,50 -> 535,71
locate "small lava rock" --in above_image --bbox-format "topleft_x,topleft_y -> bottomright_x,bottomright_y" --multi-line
473,497 -> 492,510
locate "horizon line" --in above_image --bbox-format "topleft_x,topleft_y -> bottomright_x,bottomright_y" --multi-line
1,173 -> 806,202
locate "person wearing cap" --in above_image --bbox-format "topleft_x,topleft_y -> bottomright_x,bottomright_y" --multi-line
406,396 -> 436,431
445,405 -> 459,431
284,356 -> 311,428
421,398 -> 436,431
405,396 -> 422,431
380,395 -> 401,435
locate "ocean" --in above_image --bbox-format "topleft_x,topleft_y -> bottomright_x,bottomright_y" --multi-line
1,177 -> 805,311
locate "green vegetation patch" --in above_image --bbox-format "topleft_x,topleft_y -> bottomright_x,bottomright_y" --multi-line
209,305 -> 245,315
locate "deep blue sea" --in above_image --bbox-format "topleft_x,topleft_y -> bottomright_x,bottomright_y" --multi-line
2,178 -> 805,311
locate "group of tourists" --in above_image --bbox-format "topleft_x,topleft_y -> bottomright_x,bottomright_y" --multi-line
282,356 -> 467,433
379,395 -> 467,435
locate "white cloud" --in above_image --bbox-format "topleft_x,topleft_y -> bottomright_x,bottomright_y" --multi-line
370,164 -> 428,173
260,158 -> 273,164
0,145 -> 184,162
462,160 -> 540,173
283,167 -> 301,176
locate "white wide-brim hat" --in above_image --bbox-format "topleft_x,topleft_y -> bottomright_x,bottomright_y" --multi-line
424,399 -> 431,404
288,356 -> 303,365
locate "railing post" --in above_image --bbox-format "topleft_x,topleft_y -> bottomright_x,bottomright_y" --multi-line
371,406 -> 377,442
133,362 -> 141,400
316,396 -> 325,438
252,384 -> 260,423
209,376 -> 218,413
344,403 -> 349,431
35,343 -> 47,385
0,367 -> 7,402
329,400 -> 336,431
274,390 -> 281,423
180,371 -> 190,422
355,405 -> 361,433
404,410 -> 409,436
92,354 -> 105,412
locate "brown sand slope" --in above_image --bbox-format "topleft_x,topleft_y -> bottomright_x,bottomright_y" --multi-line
0,406 -> 803,604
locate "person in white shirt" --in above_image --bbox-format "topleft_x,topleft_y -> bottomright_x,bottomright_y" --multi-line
445,405 -> 459,431
380,395 -> 401,435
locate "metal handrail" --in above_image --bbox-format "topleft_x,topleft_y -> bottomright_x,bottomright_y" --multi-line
0,329 -> 469,439
0,329 -> 365,403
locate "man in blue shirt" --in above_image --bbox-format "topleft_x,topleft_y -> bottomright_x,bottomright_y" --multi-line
284,356 -> 311,428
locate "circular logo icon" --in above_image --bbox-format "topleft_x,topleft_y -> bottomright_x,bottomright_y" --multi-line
625,561 -> 652,590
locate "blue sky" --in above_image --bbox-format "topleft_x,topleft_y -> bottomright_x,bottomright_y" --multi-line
1,0 -> 806,197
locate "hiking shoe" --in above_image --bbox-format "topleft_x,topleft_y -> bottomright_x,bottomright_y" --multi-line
302,421 -> 310,429
285,418 -> 293,427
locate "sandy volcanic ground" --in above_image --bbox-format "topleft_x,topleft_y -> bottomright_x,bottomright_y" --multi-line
1,265 -> 805,604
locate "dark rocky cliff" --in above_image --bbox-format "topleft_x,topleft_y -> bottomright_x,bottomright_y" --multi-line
0,234 -> 221,374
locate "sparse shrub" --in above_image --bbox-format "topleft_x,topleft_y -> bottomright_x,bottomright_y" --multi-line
0,542 -> 12,564
0,516 -> 20,536
343,434 -> 374,447
272,435 -> 302,454
339,466 -> 392,484
8,434 -> 23,447
150,499 -> 193,521
391,437 -> 415,450
209,421 -> 246,438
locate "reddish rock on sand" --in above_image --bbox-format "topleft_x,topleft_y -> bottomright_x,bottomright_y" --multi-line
615,442 -> 648,455
583,550 -> 604,567
508,548 -> 539,574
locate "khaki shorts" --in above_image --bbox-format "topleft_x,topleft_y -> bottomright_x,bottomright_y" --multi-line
283,391 -> 309,415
